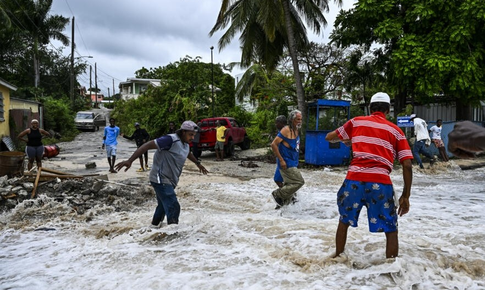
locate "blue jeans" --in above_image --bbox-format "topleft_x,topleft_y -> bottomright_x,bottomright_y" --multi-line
150,182 -> 180,225
413,140 -> 434,168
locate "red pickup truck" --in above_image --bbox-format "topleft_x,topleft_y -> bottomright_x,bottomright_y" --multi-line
193,117 -> 250,158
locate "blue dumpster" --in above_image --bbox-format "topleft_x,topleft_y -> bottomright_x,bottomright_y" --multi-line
305,99 -> 351,166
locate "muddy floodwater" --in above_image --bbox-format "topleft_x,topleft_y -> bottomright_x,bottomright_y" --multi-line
1,127 -> 485,289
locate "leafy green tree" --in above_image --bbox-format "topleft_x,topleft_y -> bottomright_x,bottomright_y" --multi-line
113,56 -> 235,138
331,0 -> 485,119
42,96 -> 76,135
340,48 -> 385,107
210,0 -> 342,119
235,63 -> 293,108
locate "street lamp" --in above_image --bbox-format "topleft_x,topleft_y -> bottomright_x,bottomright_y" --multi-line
70,55 -> 93,108
211,46 -> 214,117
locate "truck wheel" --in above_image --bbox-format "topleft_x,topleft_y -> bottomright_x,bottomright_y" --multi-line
224,140 -> 234,157
240,136 -> 251,150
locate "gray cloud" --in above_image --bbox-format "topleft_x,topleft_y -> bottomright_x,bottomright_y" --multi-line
51,0 -> 353,95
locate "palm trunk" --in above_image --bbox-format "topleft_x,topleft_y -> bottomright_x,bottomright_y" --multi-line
33,38 -> 40,88
34,55 -> 39,88
282,0 -> 306,119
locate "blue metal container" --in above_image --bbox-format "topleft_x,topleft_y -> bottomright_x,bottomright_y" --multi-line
305,99 -> 351,165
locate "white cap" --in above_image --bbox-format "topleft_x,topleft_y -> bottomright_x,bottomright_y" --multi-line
370,92 -> 391,104
409,114 -> 417,120
180,120 -> 198,131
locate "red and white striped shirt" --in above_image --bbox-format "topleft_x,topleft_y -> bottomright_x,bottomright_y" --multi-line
336,111 -> 413,184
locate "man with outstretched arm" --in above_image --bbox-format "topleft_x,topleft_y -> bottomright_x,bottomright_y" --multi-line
115,121 -> 208,227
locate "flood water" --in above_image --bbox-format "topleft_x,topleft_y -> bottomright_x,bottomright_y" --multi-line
1,160 -> 484,290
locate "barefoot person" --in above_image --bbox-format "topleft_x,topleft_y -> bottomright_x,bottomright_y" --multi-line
270,110 -> 304,209
115,121 -> 208,227
17,119 -> 51,170
447,121 -> 485,158
325,92 -> 413,259
102,118 -> 120,173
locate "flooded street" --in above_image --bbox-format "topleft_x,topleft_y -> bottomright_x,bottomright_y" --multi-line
1,128 -> 484,289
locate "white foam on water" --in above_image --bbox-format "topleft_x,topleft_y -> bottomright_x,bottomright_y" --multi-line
1,165 -> 484,289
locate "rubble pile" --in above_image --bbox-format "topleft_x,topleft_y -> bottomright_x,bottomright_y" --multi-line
0,174 -> 154,215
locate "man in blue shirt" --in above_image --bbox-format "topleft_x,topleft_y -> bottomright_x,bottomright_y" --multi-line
102,118 -> 120,173
115,120 -> 208,227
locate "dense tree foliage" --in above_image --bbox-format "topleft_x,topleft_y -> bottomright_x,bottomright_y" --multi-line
1,0 -> 70,89
331,0 -> 485,119
112,56 -> 236,138
0,0 -> 90,137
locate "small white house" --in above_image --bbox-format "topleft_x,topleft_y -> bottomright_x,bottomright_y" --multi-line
119,78 -> 161,100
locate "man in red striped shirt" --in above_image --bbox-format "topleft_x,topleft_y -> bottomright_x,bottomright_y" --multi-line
325,92 -> 413,259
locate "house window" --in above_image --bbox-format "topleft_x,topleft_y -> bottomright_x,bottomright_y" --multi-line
0,92 -> 4,122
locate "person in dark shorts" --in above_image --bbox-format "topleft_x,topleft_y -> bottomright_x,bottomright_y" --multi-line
17,119 -> 52,170
215,120 -> 227,161
325,92 -> 413,259
122,122 -> 150,172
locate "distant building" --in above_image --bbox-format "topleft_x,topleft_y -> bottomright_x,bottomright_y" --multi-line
0,78 -> 17,140
119,78 -> 161,100
86,90 -> 104,107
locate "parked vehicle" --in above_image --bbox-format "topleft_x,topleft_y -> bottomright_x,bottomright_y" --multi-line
194,117 -> 250,158
74,111 -> 106,132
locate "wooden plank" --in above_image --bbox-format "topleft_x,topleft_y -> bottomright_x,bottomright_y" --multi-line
31,167 -> 42,198
40,167 -> 71,175
23,172 -> 99,178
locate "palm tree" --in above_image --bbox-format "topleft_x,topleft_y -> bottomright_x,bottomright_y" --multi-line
210,0 -> 341,117
5,0 -> 69,88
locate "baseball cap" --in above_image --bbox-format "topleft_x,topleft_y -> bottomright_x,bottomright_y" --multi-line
409,114 -> 417,120
134,122 -> 140,126
370,92 -> 391,104
180,120 -> 198,131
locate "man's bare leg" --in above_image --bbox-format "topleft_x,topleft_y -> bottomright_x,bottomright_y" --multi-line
334,221 -> 350,258
385,231 -> 399,258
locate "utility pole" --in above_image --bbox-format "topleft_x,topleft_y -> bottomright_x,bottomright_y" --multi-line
211,46 -> 214,117
89,65 -> 92,106
70,17 -> 75,108
112,78 -> 115,107
95,63 -> 98,108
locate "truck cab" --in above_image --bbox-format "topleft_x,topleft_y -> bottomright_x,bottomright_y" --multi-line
195,117 -> 250,157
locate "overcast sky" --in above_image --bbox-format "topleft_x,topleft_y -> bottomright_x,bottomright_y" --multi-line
50,0 -> 355,96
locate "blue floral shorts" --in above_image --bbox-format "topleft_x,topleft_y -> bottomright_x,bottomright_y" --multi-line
337,179 -> 398,233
